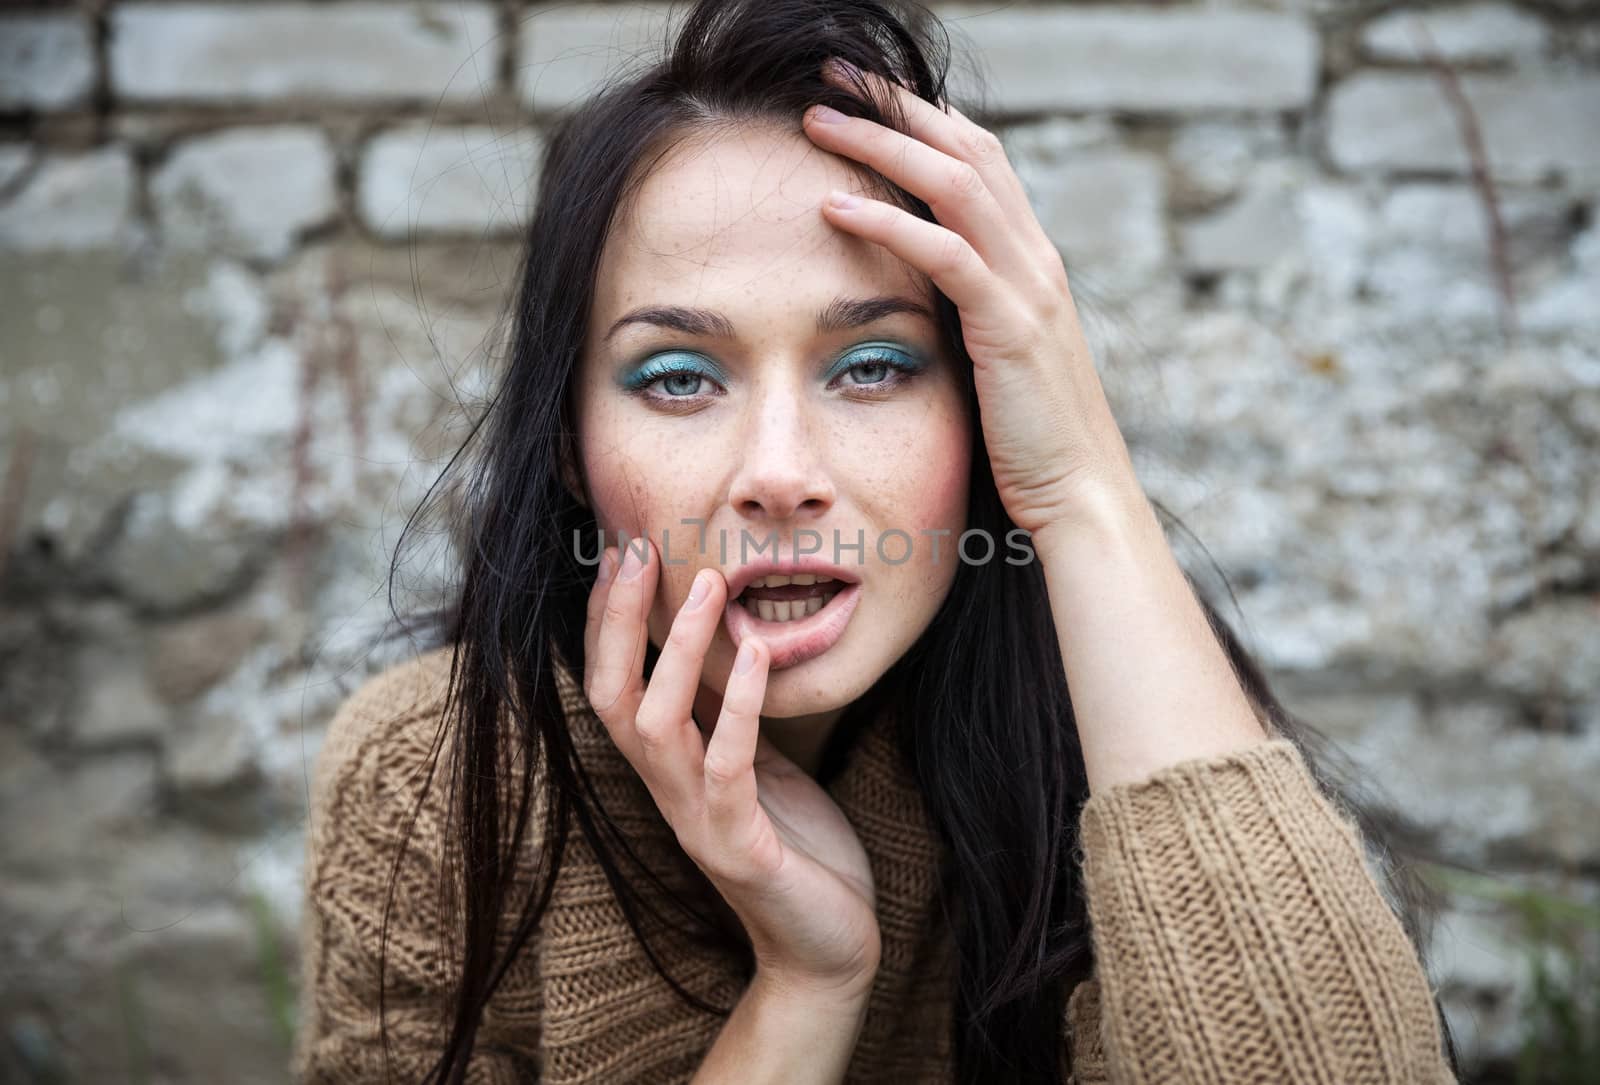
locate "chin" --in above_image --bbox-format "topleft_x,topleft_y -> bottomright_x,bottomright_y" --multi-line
756,648 -> 882,717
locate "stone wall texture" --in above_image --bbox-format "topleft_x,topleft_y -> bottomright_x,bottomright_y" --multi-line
2,2 -> 1597,1081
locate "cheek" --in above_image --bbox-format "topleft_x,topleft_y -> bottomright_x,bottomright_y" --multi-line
576,395 -> 715,637
869,392 -> 972,537
878,393 -> 970,608
577,396 -> 703,537
917,412 -> 971,527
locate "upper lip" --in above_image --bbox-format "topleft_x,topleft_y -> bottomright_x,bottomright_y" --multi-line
723,555 -> 863,600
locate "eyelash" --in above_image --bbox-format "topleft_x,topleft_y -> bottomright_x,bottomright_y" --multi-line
623,346 -> 925,404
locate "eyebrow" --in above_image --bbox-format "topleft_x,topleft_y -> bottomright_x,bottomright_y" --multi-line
601,294 -> 935,344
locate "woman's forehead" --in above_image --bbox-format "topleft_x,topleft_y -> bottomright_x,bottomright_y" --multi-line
602,126 -> 902,281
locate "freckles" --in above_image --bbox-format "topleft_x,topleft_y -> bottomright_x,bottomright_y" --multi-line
888,406 -> 970,604
649,438 -> 701,477
633,436 -> 716,539
826,413 -> 902,495
583,414 -> 690,534
581,464 -> 637,536
603,438 -> 708,634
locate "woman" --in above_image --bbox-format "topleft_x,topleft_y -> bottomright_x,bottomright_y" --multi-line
295,1 -> 1460,1082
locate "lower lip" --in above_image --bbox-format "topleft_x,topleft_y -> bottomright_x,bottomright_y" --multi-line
723,582 -> 863,671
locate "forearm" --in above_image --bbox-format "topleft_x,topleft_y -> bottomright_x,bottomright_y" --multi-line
1075,740 -> 1457,1082
691,970 -> 870,1084
1033,481 -> 1268,794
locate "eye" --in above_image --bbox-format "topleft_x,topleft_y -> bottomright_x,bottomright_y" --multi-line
620,343 -> 928,406
824,343 -> 926,395
621,352 -> 727,402
659,371 -> 709,396
842,359 -> 891,385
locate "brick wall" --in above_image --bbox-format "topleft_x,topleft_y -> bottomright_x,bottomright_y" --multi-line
1,3 -> 1597,1081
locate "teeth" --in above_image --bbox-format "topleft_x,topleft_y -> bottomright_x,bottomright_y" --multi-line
743,589 -> 839,623
747,572 -> 843,589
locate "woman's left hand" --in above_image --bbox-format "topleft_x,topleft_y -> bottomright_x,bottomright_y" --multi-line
802,58 -> 1145,540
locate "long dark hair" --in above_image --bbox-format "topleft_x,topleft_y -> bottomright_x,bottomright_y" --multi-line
369,1 -> 1459,1081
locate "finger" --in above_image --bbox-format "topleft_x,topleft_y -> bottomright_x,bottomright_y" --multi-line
818,191 -> 1012,320
820,58 -> 1046,261
587,535 -> 657,758
703,636 -> 770,847
802,103 -> 1035,282
583,546 -> 619,668
631,567 -> 728,805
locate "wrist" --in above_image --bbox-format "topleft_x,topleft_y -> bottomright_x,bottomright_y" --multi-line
693,966 -> 873,1084
749,964 -> 876,1019
1030,470 -> 1157,561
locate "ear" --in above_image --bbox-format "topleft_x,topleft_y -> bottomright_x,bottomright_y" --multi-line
558,429 -> 591,510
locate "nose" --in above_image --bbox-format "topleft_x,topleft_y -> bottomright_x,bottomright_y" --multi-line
726,381 -> 835,524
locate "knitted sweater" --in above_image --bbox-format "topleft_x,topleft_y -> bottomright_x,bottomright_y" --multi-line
293,645 -> 1456,1083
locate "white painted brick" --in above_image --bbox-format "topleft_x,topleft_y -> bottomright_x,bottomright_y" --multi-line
937,5 -> 1319,114
359,125 -> 545,238
517,3 -> 678,112
516,5 -> 1319,116
0,149 -> 135,252
1290,182 -> 1376,303
1327,73 -> 1600,181
1169,121 -> 1290,206
151,127 -> 337,261
1378,183 -> 1571,255
1180,161 -> 1305,273
1521,223 -> 1600,334
0,13 -> 95,110
110,3 -> 500,103
1365,183 -> 1574,327
1361,4 -> 1549,64
1014,148 -> 1168,286
0,144 -> 33,190
1253,0 -> 1374,12
1000,117 -> 1120,162
1580,24 -> 1600,65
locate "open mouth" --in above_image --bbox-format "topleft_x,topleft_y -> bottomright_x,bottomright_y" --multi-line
723,574 -> 863,670
733,573 -> 846,622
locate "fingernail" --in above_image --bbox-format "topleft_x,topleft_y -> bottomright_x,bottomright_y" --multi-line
684,569 -> 711,610
619,541 -> 647,580
735,639 -> 757,674
598,547 -> 618,584
810,104 -> 848,125
827,189 -> 861,210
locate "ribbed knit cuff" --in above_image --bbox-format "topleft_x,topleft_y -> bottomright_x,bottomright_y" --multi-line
1076,738 -> 1450,1084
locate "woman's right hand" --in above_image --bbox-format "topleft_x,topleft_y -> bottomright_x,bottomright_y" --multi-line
583,536 -> 882,1000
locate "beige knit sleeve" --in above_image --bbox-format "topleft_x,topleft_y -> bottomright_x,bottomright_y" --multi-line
1070,738 -> 1455,1084
292,653 -> 541,1083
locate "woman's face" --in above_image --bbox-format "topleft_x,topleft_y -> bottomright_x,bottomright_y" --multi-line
573,122 -> 971,721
